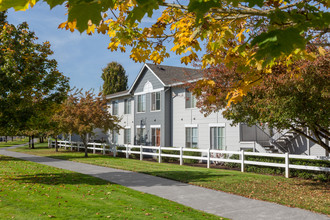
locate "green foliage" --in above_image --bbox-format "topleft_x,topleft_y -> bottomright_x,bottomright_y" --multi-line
1,0 -> 328,69
101,62 -> 128,95
227,154 -> 330,181
0,16 -> 69,136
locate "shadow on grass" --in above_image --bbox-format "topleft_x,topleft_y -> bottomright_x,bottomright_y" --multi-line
9,172 -> 112,186
0,156 -> 22,161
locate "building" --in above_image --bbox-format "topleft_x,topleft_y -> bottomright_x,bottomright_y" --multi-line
106,63 -> 328,156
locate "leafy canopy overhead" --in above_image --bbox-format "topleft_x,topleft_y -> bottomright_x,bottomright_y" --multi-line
2,0 -> 328,102
2,0 -> 328,65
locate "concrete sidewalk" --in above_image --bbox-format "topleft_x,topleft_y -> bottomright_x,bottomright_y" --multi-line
0,146 -> 328,220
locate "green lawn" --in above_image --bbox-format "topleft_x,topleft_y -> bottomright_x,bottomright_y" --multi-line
0,155 -> 223,219
0,138 -> 28,148
10,143 -> 330,215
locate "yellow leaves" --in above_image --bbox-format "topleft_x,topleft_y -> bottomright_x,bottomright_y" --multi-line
58,21 -> 77,32
236,29 -> 245,43
318,47 -> 326,56
181,52 -> 198,65
87,24 -> 96,35
108,41 -> 119,51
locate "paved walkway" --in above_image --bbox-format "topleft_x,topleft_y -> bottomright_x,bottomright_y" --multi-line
0,145 -> 328,220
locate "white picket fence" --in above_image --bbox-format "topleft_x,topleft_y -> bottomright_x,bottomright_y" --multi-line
50,140 -> 330,178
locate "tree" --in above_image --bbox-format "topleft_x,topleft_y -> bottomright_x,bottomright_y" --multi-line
54,90 -> 121,157
1,1 -> 328,102
0,12 -> 70,139
191,51 -> 330,153
101,62 -> 128,95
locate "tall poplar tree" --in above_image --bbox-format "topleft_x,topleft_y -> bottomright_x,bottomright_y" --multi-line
101,62 -> 128,95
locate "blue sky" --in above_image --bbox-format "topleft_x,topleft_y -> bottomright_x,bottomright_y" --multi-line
7,2 -> 194,92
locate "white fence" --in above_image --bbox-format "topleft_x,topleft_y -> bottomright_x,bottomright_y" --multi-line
50,140 -> 330,178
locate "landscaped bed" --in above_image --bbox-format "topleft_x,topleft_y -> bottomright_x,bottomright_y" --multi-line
0,154 -> 222,219
10,143 -> 330,215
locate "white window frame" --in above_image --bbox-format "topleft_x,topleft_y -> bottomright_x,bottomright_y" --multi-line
124,128 -> 131,144
124,99 -> 131,114
137,94 -> 146,113
151,125 -> 161,146
150,91 -> 161,112
112,101 -> 118,115
185,126 -> 198,148
209,124 -> 226,150
185,90 -> 197,109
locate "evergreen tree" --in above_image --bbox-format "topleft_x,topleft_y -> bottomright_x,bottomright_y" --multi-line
101,62 -> 127,95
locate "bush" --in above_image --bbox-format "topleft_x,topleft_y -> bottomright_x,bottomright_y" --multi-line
161,148 -> 180,162
160,147 -> 201,164
227,154 -> 329,181
183,149 -> 201,164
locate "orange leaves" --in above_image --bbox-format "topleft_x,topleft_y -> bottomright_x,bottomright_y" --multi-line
58,21 -> 77,33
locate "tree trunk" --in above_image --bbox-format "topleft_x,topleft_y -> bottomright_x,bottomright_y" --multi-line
55,137 -> 58,152
11,136 -> 13,141
31,135 -> 35,149
81,134 -> 88,157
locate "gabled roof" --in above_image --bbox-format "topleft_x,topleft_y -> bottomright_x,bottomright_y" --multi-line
146,63 -> 203,86
107,63 -> 204,99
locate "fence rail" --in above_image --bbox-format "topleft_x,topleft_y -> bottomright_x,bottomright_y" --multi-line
50,140 -> 330,178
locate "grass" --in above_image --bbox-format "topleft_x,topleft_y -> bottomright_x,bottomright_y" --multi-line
0,155 -> 223,219
0,138 -> 28,148
10,143 -> 330,215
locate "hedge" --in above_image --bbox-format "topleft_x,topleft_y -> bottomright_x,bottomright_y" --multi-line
226,154 -> 329,181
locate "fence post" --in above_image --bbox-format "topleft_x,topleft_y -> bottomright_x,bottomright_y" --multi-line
140,145 -> 143,160
113,144 -> 117,157
158,146 -> 162,163
126,144 -> 129,159
64,142 -> 67,150
285,152 -> 290,178
180,147 -> 183,165
70,141 -> 73,151
207,148 -> 210,168
102,144 -> 106,155
92,143 -> 95,154
241,150 -> 245,172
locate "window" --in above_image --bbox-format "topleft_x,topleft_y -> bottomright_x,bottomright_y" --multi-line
124,128 -> 131,144
137,94 -> 146,113
124,99 -> 131,114
151,92 -> 161,111
112,131 -> 118,144
151,127 -> 161,146
136,127 -> 146,145
186,127 -> 198,148
185,90 -> 197,108
112,101 -> 118,115
210,127 -> 225,150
